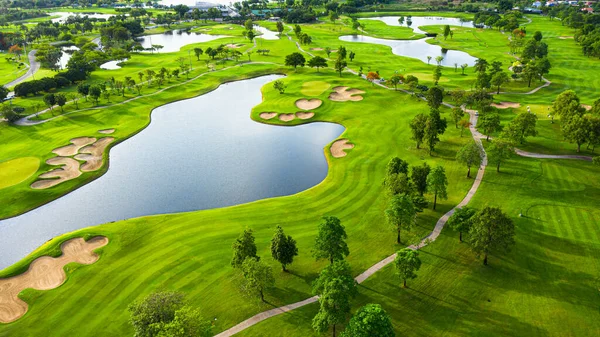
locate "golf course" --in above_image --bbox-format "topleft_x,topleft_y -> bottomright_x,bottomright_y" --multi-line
0,2 -> 598,337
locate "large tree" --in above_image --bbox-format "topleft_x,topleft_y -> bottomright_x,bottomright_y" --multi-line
426,165 -> 448,210
285,52 -> 306,69
410,113 -> 428,149
313,216 -> 349,264
447,206 -> 476,242
491,71 -> 509,94
426,86 -> 444,110
552,90 -> 585,120
241,257 -> 275,302
456,141 -> 483,178
562,114 -> 590,152
312,260 -> 357,297
502,112 -> 538,144
231,229 -> 259,268
308,56 -> 328,72
424,109 -> 448,155
385,194 -> 416,244
478,112 -> 501,140
394,248 -> 421,288
312,278 -> 355,337
411,162 -> 431,196
487,138 -> 514,172
270,225 -> 298,271
340,304 -> 395,337
468,207 -> 515,265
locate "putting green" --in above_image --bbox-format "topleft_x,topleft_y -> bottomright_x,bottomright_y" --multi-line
300,81 -> 331,96
0,157 -> 40,190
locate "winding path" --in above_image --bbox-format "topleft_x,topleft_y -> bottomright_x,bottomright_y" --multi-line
5,50 -> 39,88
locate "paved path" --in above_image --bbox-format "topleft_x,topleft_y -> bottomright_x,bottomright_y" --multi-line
5,50 -> 39,88
214,111 -> 488,337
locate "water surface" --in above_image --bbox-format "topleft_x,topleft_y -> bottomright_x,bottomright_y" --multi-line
0,75 -> 344,268
138,31 -> 228,53
364,16 -> 474,35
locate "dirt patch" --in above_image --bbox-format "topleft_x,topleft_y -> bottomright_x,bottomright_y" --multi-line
98,129 -> 115,134
329,86 -> 366,102
558,36 -> 573,39
582,104 -> 592,111
31,157 -> 82,189
278,113 -> 295,122
259,112 -> 277,120
295,98 -> 322,110
75,137 -> 114,172
330,139 -> 354,158
52,137 -> 97,157
296,112 -> 314,120
491,102 -> 521,109
0,236 -> 108,323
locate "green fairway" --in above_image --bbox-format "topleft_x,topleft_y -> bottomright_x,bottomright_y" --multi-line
0,157 -> 40,190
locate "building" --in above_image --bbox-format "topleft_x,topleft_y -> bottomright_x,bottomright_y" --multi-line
189,2 -> 240,18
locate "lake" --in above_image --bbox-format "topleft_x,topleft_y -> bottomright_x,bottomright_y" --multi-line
137,31 -> 228,53
364,16 -> 474,35
0,75 -> 344,268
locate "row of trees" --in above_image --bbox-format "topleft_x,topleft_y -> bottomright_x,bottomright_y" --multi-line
409,86 -> 448,154
552,90 -> 600,152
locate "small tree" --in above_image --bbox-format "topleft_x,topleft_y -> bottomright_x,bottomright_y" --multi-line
246,30 -> 256,42
458,119 -> 472,137
389,74 -> 403,90
456,141 -> 483,178
313,216 -> 349,264
427,56 -> 432,64
340,304 -> 395,337
334,57 -> 347,77
366,72 -> 380,85
478,112 -> 501,141
460,63 -> 468,75
447,206 -> 476,242
55,93 -> 67,113
285,52 -> 306,70
501,112 -> 538,145
410,113 -> 427,149
426,165 -> 448,210
349,51 -> 355,62
88,85 -> 102,105
307,56 -> 328,72
385,194 -> 416,244
491,71 -> 509,94
394,248 -> 421,288
194,47 -> 203,60
411,162 -> 430,196
273,80 -> 287,94
451,107 -> 465,128
68,93 -> 79,109
487,138 -> 514,172
312,260 -> 357,296
433,66 -> 442,85
276,21 -> 284,35
468,207 -> 515,265
270,225 -> 298,271
312,277 -> 354,337
43,93 -> 56,112
443,25 -> 451,40
231,229 -> 258,268
241,257 -> 275,302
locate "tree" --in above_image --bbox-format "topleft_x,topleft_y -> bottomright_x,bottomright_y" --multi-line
337,46 -> 347,60
241,257 -> 275,302
349,51 -> 356,62
410,113 -> 427,149
366,72 -> 380,85
427,56 -> 432,64
478,112 -> 501,141
426,165 -> 448,210
312,260 -> 357,297
389,74 -> 403,90
173,4 -> 190,19
244,18 -> 254,31
273,80 -> 287,94
474,58 -> 489,73
426,86 -> 444,110
552,90 -> 585,120
424,109 -> 447,155
308,56 -> 328,72
394,248 -> 421,288
312,277 -> 354,337
411,162 -> 430,196
328,10 -> 339,24
433,66 -> 442,85
451,107 -> 465,128
193,47 -> 203,60
285,52 -> 306,70
522,63 -> 538,87
487,138 -> 513,172
325,47 -> 332,58
443,25 -> 451,40
231,229 -> 258,268
0,86 -> 8,102
152,306 -> 212,337
246,30 -> 256,42
334,58 -> 347,77
128,292 -> 191,337
447,206 -> 476,242
468,207 -> 515,265
270,226 -> 298,271
491,71 -> 509,94
43,93 -> 56,111
501,112 -> 538,144
55,93 -> 67,113
385,194 -> 416,244
562,114 -> 590,152
460,63 -> 468,75
340,304 -> 395,337
435,56 -> 444,66
456,141 -> 483,178
386,157 -> 409,176
276,21 -> 284,35
458,118 -> 472,137
313,216 -> 349,264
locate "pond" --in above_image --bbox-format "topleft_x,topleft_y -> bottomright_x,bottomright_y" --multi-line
137,31 -> 228,53
254,25 -> 279,40
100,59 -> 127,70
0,75 -> 345,268
58,46 -> 79,70
339,35 -> 477,67
363,16 -> 474,35
50,12 -> 119,23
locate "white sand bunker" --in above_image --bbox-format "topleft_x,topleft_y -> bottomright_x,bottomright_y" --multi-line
75,137 -> 114,172
98,129 -> 115,134
279,113 -> 295,122
31,157 -> 82,189
296,98 -> 322,110
296,112 -> 314,120
558,36 -> 573,39
259,112 -> 277,120
52,137 -> 97,157
491,102 -> 521,109
329,86 -> 366,102
582,104 -> 592,111
330,139 -> 354,158
226,43 -> 243,48
0,236 -> 108,323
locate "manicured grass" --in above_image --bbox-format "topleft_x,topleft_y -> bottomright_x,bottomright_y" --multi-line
300,80 -> 331,96
0,59 -> 28,87
0,157 -> 40,190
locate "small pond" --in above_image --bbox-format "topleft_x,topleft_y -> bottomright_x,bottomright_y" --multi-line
58,46 -> 79,70
254,25 -> 279,40
100,59 -> 127,70
339,35 -> 477,67
0,75 -> 344,268
364,16 -> 474,35
50,12 -> 119,23
137,31 -> 228,53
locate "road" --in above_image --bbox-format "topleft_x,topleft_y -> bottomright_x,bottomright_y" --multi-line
4,49 -> 39,88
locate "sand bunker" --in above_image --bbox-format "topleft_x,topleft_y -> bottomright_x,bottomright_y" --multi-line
98,129 -> 115,134
259,112 -> 277,120
330,139 -> 354,158
0,236 -> 108,323
558,36 -> 573,39
279,113 -> 295,122
328,86 -> 366,102
310,48 -> 324,51
226,43 -> 243,49
295,98 -> 322,110
31,157 -> 82,189
491,102 -> 521,109
296,112 -> 314,120
52,137 -> 97,157
582,104 -> 592,111
75,137 -> 114,172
